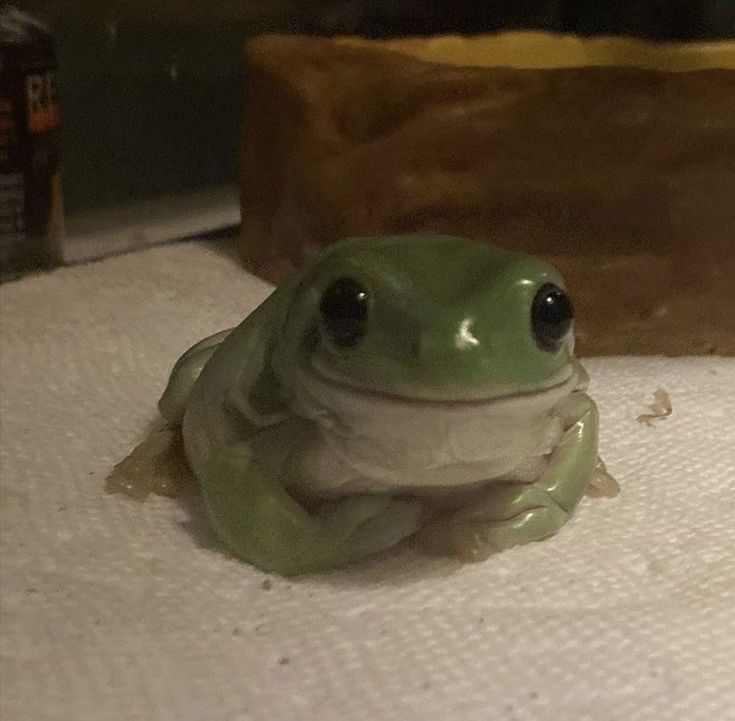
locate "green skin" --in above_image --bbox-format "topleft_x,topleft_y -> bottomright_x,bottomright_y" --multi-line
159,235 -> 598,575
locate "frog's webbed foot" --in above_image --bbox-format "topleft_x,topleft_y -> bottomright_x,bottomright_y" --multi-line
419,394 -> 599,562
586,456 -> 621,498
106,423 -> 193,500
201,443 -> 422,575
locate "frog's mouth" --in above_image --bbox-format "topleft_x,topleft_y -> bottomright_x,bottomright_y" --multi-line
305,355 -> 580,409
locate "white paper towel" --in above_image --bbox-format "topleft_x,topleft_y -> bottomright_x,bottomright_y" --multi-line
1,239 -> 734,721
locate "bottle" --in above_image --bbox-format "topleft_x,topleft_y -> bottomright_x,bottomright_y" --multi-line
0,4 -> 62,275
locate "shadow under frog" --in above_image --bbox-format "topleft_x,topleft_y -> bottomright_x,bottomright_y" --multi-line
108,235 -> 619,577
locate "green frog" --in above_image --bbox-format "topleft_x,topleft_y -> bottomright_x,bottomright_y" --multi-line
139,235 -> 608,574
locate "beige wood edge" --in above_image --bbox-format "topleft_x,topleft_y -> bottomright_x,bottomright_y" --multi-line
336,32 -> 735,71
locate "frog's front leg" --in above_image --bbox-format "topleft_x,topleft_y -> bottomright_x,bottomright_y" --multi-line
201,442 -> 422,575
420,393 -> 598,562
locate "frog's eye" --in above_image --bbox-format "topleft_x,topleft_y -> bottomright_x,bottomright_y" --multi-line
531,283 -> 574,352
319,277 -> 369,347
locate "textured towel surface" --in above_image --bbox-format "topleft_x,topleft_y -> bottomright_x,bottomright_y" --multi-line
1,240 -> 734,721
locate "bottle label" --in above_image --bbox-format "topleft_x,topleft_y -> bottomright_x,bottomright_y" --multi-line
26,70 -> 59,134
0,67 -> 61,272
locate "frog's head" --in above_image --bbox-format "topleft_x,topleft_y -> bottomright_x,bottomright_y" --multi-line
273,235 -> 582,404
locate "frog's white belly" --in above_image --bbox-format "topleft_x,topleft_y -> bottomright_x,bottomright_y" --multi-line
251,368 -> 573,496
308,402 -> 564,495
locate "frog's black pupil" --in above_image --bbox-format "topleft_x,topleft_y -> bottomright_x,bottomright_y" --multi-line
319,277 -> 368,347
531,283 -> 574,352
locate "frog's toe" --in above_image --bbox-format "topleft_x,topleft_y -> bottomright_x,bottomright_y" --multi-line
347,498 -> 423,558
320,495 -> 423,560
318,495 -> 394,539
419,501 -> 569,562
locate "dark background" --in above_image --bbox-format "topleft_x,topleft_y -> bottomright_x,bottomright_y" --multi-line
301,0 -> 735,39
